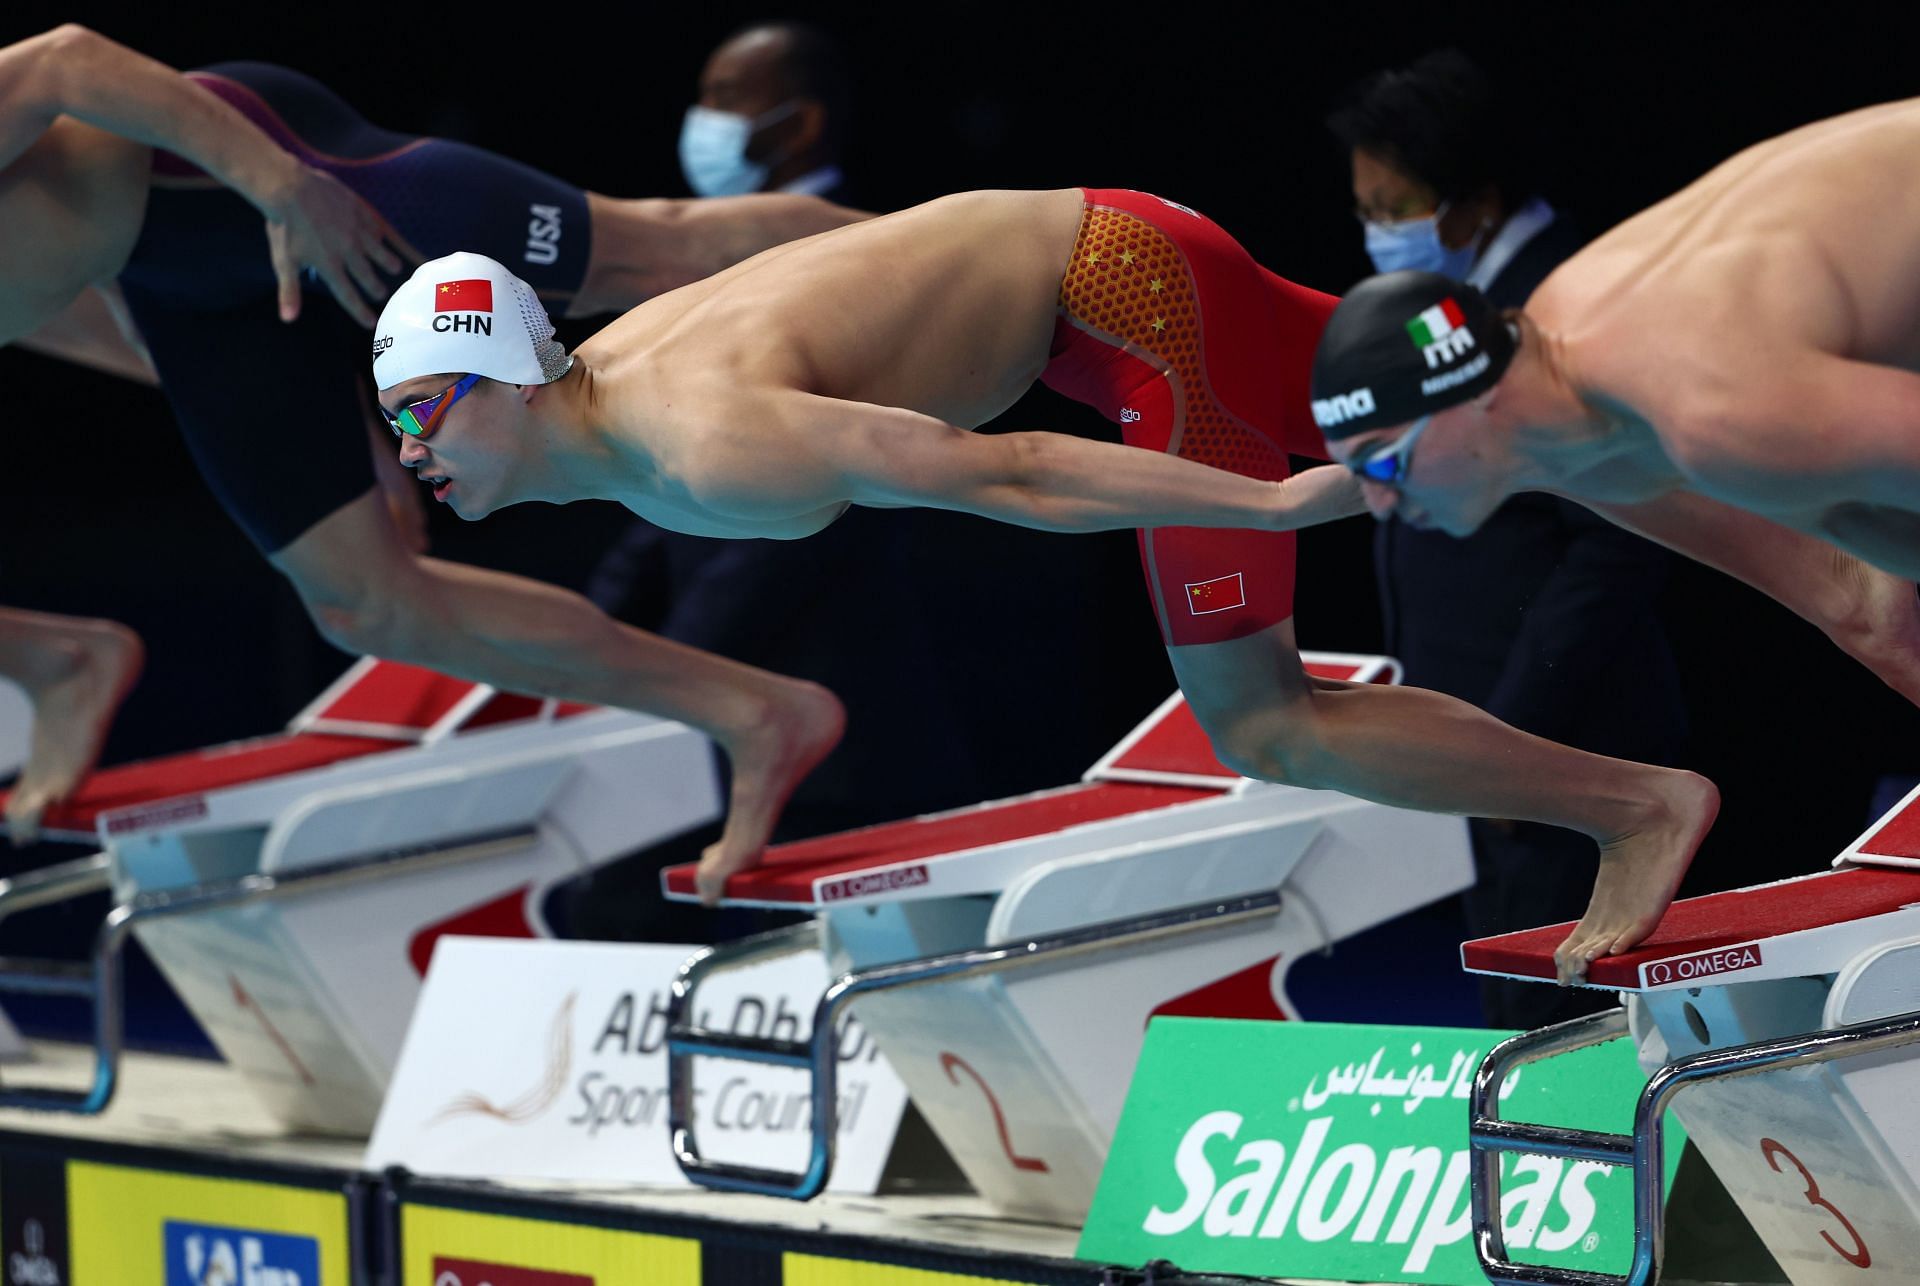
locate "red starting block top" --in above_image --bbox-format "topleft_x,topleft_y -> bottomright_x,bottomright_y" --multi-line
1840,782 -> 1920,869
661,780 -> 1218,905
4,659 -> 592,843
2,733 -> 400,841
1463,867 -> 1920,991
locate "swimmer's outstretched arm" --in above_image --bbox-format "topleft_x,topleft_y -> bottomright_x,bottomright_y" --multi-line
0,25 -> 406,324
571,193 -> 870,314
692,394 -> 1367,533
1581,489 -> 1920,706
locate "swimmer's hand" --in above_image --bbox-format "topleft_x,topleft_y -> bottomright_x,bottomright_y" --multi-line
1267,465 -> 1370,532
263,164 -> 415,327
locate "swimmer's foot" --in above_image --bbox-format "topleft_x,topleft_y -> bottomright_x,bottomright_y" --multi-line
4,620 -> 145,844
1554,770 -> 1720,986
695,679 -> 846,905
1829,559 -> 1920,708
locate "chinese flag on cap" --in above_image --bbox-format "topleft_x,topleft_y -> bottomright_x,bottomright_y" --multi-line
434,280 -> 494,312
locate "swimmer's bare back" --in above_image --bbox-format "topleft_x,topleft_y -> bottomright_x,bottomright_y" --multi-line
595,188 -> 1083,417
579,188 -> 1090,531
1526,97 -> 1920,552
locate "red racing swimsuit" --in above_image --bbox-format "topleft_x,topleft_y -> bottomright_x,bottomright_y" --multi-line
1040,188 -> 1337,647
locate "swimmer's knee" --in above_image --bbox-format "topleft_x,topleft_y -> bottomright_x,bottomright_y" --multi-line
282,565 -> 402,657
1195,705 -> 1334,788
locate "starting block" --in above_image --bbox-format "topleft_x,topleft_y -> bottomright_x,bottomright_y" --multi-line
1461,781 -> 1920,1286
0,658 -> 720,1131
0,679 -> 27,782
663,653 -> 1476,1223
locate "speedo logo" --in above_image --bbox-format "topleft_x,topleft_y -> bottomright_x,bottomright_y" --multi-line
1312,387 -> 1375,428
1143,1111 -> 1609,1274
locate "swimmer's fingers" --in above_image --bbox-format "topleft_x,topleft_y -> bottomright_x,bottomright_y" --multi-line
267,222 -> 304,324
314,253 -> 379,329
363,211 -> 414,276
341,247 -> 391,323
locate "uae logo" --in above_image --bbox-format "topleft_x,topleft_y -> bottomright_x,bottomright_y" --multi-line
433,993 -> 575,1124
1405,299 -> 1476,369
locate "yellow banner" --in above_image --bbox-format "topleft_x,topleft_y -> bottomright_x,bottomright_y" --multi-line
401,1204 -> 700,1285
68,1160 -> 349,1286
782,1255 -> 1039,1286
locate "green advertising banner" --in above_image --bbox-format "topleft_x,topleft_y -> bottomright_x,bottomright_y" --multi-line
1078,1019 -> 1683,1283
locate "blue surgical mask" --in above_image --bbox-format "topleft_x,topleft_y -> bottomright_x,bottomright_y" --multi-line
678,102 -> 798,197
1363,201 -> 1479,280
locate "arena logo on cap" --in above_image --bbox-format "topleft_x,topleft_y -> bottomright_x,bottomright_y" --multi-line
1406,299 -> 1475,369
1311,387 -> 1376,428
432,279 -> 494,336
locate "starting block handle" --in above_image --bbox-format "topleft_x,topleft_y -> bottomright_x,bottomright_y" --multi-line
0,830 -> 536,1117
0,855 -> 124,1112
667,890 -> 1285,1200
1469,1001 -> 1920,1286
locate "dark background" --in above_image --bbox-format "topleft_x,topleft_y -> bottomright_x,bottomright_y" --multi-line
3,2 -> 1920,1042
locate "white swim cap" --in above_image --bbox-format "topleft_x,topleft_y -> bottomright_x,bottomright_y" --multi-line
372,251 -> 573,390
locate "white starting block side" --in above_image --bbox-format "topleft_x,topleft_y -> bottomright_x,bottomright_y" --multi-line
1464,786 -> 1920,1285
0,678 -> 28,783
666,654 -> 1474,1223
0,660 -> 723,1133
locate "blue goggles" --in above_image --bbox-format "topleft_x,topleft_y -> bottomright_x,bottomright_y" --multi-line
1348,413 -> 1433,486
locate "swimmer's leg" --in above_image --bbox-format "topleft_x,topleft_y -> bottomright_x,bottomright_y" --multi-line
1168,618 -> 1718,985
269,488 -> 845,906
0,608 -> 144,843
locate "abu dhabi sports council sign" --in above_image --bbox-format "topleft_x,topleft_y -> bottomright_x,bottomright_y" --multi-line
1079,1019 -> 1684,1283
368,937 -> 909,1193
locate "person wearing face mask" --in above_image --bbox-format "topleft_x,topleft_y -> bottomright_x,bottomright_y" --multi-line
678,21 -> 850,203
1327,51 -> 1686,1029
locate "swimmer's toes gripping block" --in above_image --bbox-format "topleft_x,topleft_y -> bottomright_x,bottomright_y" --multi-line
666,890 -> 1285,1199
0,831 -> 535,1115
1468,1005 -> 1920,1286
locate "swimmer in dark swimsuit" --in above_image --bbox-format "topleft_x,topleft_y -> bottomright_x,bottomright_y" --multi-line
374,192 -> 1726,961
0,25 -> 859,866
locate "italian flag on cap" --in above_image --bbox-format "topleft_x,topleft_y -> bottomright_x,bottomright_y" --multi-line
1406,298 -> 1465,349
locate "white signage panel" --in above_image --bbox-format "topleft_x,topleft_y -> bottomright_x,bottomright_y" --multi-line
367,936 -> 910,1192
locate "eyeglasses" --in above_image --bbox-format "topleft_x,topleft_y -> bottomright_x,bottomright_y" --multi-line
380,373 -> 482,440
1348,414 -> 1433,486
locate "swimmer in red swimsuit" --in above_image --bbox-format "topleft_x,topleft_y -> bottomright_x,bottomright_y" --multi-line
379,187 -> 1898,982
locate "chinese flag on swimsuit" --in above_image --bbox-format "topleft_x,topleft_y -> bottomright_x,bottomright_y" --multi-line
434,280 -> 493,312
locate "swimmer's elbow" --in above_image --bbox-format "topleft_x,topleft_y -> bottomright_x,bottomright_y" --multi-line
22,26 -> 111,108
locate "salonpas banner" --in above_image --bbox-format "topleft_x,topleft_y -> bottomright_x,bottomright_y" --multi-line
1078,1019 -> 1683,1283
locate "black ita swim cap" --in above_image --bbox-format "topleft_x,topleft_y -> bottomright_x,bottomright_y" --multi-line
1310,271 -> 1515,438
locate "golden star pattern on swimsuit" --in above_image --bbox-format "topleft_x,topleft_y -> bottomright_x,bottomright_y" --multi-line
1057,203 -> 1289,479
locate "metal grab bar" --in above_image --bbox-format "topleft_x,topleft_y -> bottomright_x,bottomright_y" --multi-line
667,889 -> 1285,1199
0,828 -> 537,1114
1469,1003 -> 1920,1286
0,853 -> 112,929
